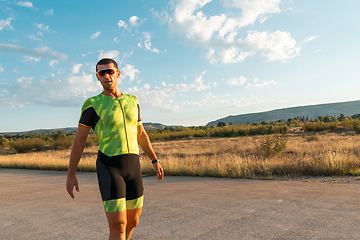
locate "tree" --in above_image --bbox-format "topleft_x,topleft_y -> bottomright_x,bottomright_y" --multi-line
217,121 -> 227,127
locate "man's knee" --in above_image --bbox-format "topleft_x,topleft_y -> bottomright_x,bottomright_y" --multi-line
127,217 -> 139,229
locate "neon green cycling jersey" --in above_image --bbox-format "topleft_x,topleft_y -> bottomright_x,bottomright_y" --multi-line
78,93 -> 141,157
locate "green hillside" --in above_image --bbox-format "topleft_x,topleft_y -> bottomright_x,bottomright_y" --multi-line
206,100 -> 360,126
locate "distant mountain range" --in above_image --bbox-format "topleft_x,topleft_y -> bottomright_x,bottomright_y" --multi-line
0,122 -> 167,135
206,100 -> 360,126
3,100 -> 360,135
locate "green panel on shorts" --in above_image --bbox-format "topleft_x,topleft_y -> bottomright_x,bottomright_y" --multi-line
126,196 -> 143,210
103,198 -> 126,212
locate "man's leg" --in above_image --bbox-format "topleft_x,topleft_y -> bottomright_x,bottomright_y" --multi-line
126,207 -> 143,240
106,210 -> 127,240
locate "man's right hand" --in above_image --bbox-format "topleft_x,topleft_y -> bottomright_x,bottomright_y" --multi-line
66,174 -> 79,199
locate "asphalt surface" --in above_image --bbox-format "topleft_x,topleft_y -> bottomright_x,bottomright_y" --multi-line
0,168 -> 359,240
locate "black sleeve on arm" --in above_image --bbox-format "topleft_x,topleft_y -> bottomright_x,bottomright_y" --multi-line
79,107 -> 100,130
137,104 -> 141,122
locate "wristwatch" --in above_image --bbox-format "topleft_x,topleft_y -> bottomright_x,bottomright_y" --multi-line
152,159 -> 160,164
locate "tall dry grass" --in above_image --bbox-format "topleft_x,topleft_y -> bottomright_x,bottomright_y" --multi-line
1,132 -> 360,178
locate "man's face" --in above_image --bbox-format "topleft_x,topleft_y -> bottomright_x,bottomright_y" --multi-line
96,63 -> 121,91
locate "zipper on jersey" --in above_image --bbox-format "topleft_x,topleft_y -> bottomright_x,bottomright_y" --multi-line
118,99 -> 130,153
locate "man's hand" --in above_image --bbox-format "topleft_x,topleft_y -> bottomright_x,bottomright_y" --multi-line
153,162 -> 164,181
66,174 -> 79,199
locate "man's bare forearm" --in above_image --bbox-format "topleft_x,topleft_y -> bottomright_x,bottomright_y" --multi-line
68,126 -> 90,175
137,125 -> 157,160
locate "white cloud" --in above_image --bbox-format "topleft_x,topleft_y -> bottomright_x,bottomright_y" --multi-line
161,70 -> 210,92
49,60 -> 58,68
227,76 -> 247,86
0,18 -> 14,31
259,16 -> 268,24
45,9 -> 54,15
247,77 -> 278,88
120,64 -> 140,82
0,73 -> 102,108
142,32 -> 160,53
0,65 -> 4,73
232,95 -> 265,107
129,16 -> 140,27
36,23 -> 49,31
17,1 -> 33,8
144,83 -> 150,90
304,36 -> 317,43
27,35 -> 41,41
22,55 -> 41,63
0,43 -> 68,61
207,47 -> 252,64
114,37 -> 120,43
91,31 -> 101,39
98,50 -> 120,61
149,8 -> 169,25
245,30 -> 300,61
117,20 -> 127,28
72,64 -> 83,74
165,0 -> 299,64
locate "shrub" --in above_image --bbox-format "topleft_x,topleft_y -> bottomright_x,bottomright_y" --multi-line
354,124 -> 360,134
10,138 -> 46,153
49,137 -> 74,150
85,134 -> 99,147
257,135 -> 288,158
0,136 -> 9,149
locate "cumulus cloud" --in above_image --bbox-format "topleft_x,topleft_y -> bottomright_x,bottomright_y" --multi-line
247,77 -> 279,88
117,20 -> 127,28
36,23 -> 50,31
140,32 -> 160,53
45,9 -> 54,15
72,64 -> 83,74
124,70 -> 214,112
129,16 -> 146,27
120,64 -> 140,82
244,30 -> 300,61
304,36 -> 317,43
22,55 -> 41,63
0,18 -> 14,31
49,60 -> 58,68
0,73 -> 102,108
149,8 -> 169,25
0,65 -> 4,73
91,31 -> 101,39
232,95 -> 265,107
27,35 -> 41,41
163,0 -> 299,63
227,76 -> 247,86
98,50 -> 120,61
17,1 -> 33,8
0,43 -> 68,61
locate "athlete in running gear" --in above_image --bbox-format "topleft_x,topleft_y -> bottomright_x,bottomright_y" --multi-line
66,58 -> 164,240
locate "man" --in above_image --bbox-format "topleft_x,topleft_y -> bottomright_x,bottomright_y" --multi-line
66,58 -> 164,240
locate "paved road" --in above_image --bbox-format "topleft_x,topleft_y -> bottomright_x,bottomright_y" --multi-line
0,169 -> 359,239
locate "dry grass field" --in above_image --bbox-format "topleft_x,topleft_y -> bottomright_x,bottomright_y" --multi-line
1,131 -> 360,179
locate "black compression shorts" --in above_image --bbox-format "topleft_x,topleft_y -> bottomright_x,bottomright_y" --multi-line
96,151 -> 144,212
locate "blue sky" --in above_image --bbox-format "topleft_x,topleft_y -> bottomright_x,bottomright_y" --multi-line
1,0 -> 359,132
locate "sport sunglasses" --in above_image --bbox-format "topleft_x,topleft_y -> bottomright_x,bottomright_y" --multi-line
97,68 -> 119,77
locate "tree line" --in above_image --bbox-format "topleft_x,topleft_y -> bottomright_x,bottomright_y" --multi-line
1,113 -> 360,153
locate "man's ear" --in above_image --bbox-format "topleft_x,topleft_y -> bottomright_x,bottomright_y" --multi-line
96,73 -> 100,81
116,70 -> 121,78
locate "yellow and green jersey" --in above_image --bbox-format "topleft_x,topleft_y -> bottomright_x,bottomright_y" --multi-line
78,93 -> 142,157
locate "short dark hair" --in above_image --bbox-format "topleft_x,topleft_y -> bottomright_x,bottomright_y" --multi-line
96,58 -> 118,71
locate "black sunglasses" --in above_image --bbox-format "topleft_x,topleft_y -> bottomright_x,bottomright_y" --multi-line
97,68 -> 118,77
